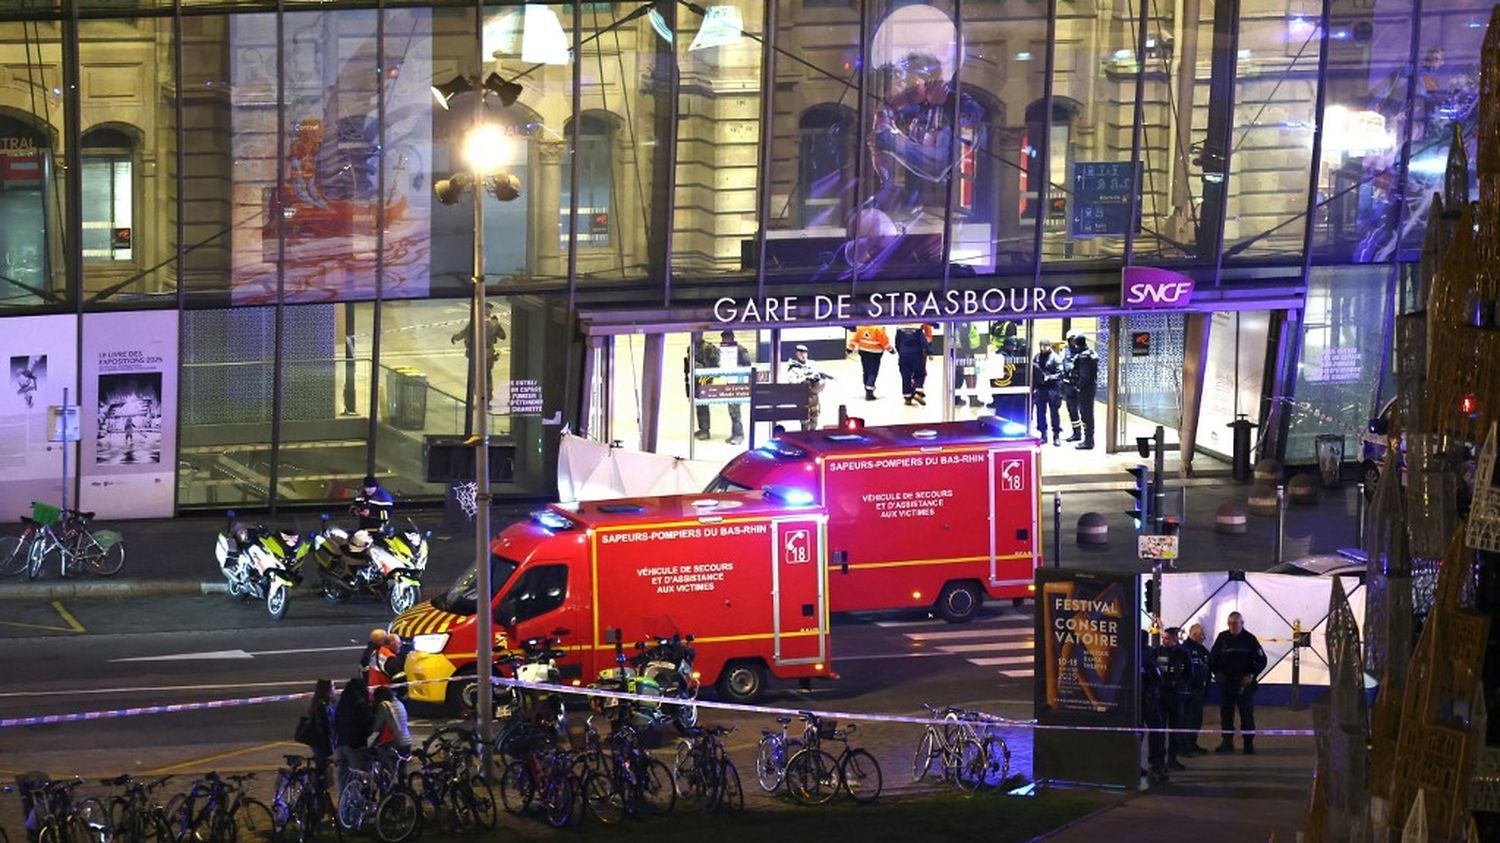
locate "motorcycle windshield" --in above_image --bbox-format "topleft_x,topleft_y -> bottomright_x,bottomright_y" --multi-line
435,553 -> 520,616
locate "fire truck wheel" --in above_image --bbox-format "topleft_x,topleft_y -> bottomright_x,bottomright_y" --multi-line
716,661 -> 768,704
936,581 -> 983,624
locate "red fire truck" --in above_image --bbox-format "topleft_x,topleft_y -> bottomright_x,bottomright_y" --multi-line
393,488 -> 831,705
710,418 -> 1041,623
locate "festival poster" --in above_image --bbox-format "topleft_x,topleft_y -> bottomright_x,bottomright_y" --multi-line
1034,569 -> 1138,726
0,314 -> 79,521
78,311 -> 179,518
1033,568 -> 1142,788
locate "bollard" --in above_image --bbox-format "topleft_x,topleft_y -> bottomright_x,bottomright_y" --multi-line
1356,482 -> 1366,548
1053,491 -> 1063,568
1076,512 -> 1109,546
1274,484 -> 1286,563
1248,482 -> 1279,517
1286,473 -> 1322,505
1253,458 -> 1283,484
1289,619 -> 1309,711
1215,502 -> 1249,534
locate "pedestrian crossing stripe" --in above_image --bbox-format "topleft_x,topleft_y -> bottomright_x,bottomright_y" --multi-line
899,612 -> 1036,679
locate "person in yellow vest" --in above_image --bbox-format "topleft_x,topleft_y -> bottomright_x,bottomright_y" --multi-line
846,325 -> 894,401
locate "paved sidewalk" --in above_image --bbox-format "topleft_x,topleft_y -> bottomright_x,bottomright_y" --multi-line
0,502 -> 539,599
1037,706 -> 1317,842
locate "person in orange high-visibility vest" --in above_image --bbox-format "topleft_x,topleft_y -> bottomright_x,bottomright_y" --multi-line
846,325 -> 894,400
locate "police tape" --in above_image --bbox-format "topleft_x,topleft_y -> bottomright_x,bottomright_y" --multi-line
0,675 -> 1320,738
489,675 -> 1323,738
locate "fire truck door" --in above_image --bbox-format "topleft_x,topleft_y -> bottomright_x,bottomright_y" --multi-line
988,449 -> 1038,585
771,517 -> 826,665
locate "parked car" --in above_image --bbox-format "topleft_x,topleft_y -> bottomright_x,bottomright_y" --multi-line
1360,399 -> 1398,500
1266,548 -> 1368,580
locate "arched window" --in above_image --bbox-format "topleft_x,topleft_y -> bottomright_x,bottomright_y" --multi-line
81,127 -> 135,262
563,113 -> 614,247
798,104 -> 854,227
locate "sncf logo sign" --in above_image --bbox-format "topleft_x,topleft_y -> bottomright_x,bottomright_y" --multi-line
1121,267 -> 1196,309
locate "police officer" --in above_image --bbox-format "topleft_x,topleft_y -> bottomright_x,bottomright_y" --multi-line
353,475 -> 394,532
1069,334 -> 1100,450
1030,339 -> 1064,446
1210,611 -> 1268,754
1060,332 -> 1081,442
1156,627 -> 1193,771
893,324 -> 933,406
1140,630 -> 1169,783
1181,623 -> 1212,754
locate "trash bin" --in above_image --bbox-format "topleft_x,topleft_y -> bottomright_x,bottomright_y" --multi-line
386,366 -> 429,431
1315,433 -> 1344,488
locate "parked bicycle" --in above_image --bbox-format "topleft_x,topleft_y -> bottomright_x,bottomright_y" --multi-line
94,773 -> 177,843
336,749 -> 420,842
783,711 -> 883,805
25,505 -> 125,580
0,503 -> 49,577
167,771 -> 275,842
10,775 -> 96,843
753,714 -> 803,793
671,724 -> 743,813
911,703 -> 1012,791
406,746 -> 497,834
270,755 -> 342,842
498,740 -> 580,828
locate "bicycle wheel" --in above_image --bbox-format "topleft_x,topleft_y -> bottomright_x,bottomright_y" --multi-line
162,793 -> 191,842
981,736 -> 1012,789
911,729 -> 938,783
233,798 -> 275,842
784,748 -> 839,806
336,781 -> 367,831
81,531 -> 126,576
27,535 -> 53,580
497,761 -> 534,815
541,776 -> 573,829
0,534 -> 29,576
38,815 -> 88,843
372,790 -> 420,843
953,738 -> 986,792
754,737 -> 801,793
639,758 -> 676,816
463,778 -> 497,830
840,748 -> 883,804
581,771 -> 624,826
719,761 -> 744,813
76,796 -> 113,841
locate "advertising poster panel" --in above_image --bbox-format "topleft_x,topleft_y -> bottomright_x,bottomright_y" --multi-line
0,314 -> 79,520
79,311 -> 179,518
1033,568 -> 1141,787
1198,311 -> 1269,459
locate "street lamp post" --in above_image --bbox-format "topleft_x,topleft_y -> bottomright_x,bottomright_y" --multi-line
437,122 -> 516,779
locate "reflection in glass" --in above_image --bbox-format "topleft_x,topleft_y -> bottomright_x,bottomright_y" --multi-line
0,21 -> 66,310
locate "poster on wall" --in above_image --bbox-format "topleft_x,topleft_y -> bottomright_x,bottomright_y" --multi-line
0,314 -> 78,521
1198,311 -> 1270,460
79,311 -> 179,518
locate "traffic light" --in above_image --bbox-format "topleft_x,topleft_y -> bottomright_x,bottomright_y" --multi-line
1143,577 -> 1159,615
1127,463 -> 1151,533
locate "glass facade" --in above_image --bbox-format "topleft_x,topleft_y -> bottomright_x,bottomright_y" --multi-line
0,0 -> 1456,511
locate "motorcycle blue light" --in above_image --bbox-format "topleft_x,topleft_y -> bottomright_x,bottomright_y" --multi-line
1000,421 -> 1027,437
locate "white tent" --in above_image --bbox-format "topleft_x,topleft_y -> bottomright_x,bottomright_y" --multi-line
1159,571 -> 1375,688
557,434 -> 725,503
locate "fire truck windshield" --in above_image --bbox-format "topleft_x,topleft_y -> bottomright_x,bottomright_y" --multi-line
703,476 -> 752,494
437,553 -> 520,616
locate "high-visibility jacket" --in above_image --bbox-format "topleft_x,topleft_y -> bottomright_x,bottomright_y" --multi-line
847,325 -> 892,353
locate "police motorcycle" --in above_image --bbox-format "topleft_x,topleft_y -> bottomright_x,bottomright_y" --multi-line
631,633 -> 700,730
311,513 -> 428,614
589,631 -> 696,732
214,512 -> 308,621
489,634 -> 569,739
